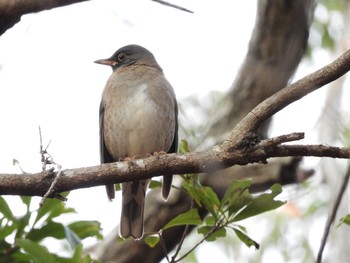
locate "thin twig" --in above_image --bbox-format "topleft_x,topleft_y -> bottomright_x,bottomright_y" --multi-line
39,126 -> 52,171
171,199 -> 195,262
39,126 -> 45,171
158,230 -> 170,263
38,127 -> 65,206
316,164 -> 350,263
151,0 -> 194,13
39,163 -> 63,207
175,221 -> 223,262
259,132 -> 305,147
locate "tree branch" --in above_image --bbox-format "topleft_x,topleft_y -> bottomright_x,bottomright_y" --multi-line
0,0 -> 91,35
151,0 -> 193,13
0,132 -> 349,197
223,48 -> 350,149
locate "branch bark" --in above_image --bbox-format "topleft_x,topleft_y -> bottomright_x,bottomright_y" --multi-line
1,132 -> 349,196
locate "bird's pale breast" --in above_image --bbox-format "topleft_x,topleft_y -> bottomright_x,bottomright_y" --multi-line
102,65 -> 176,160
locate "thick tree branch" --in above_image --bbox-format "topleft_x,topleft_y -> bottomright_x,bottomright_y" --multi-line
0,132 -> 349,197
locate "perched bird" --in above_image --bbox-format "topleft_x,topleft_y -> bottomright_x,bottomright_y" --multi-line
95,44 -> 178,239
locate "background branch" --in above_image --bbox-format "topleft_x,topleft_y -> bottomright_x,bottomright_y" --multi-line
316,164 -> 350,263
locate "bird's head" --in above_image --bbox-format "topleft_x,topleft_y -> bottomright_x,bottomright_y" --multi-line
94,44 -> 162,72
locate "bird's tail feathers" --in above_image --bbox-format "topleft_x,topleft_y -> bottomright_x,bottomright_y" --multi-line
119,180 -> 148,239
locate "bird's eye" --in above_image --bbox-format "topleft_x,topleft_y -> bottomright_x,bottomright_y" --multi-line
118,53 -> 126,61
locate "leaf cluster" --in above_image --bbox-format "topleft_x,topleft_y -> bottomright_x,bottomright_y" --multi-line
0,194 -> 102,263
143,140 -> 286,261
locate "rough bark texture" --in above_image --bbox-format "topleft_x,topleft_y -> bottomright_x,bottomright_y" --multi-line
2,136 -> 350,196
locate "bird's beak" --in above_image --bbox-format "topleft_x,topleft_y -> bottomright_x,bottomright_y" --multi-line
94,59 -> 118,67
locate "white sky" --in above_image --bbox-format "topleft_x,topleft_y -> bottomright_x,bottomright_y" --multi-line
0,0 -> 348,262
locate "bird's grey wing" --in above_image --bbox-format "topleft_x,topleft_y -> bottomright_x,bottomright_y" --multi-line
162,99 -> 178,200
99,101 -> 116,200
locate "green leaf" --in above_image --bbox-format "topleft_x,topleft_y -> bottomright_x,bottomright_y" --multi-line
0,218 -> 17,239
179,139 -> 191,154
0,197 -> 14,220
197,226 -> 226,241
64,226 -> 81,249
183,182 -> 202,205
68,220 -> 102,239
203,187 -> 221,212
72,243 -> 83,260
16,238 -> 55,263
11,251 -> 33,262
205,215 -> 216,226
14,212 -> 31,239
20,196 -> 32,212
232,184 -> 286,222
163,208 -> 202,230
233,228 -> 260,249
0,239 -> 11,252
222,180 -> 251,205
338,214 -> 350,227
221,180 -> 252,216
69,244 -> 99,263
26,221 -> 65,241
149,180 -> 161,189
114,183 -> 121,191
34,195 -> 74,226
183,183 -> 220,217
144,234 -> 160,248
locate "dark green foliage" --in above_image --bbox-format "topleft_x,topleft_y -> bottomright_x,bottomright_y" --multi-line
0,194 -> 102,262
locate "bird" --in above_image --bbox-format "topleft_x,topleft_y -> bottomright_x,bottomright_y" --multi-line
95,44 -> 178,239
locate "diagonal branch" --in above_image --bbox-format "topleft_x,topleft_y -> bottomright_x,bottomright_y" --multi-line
224,48 -> 350,149
151,0 -> 193,13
